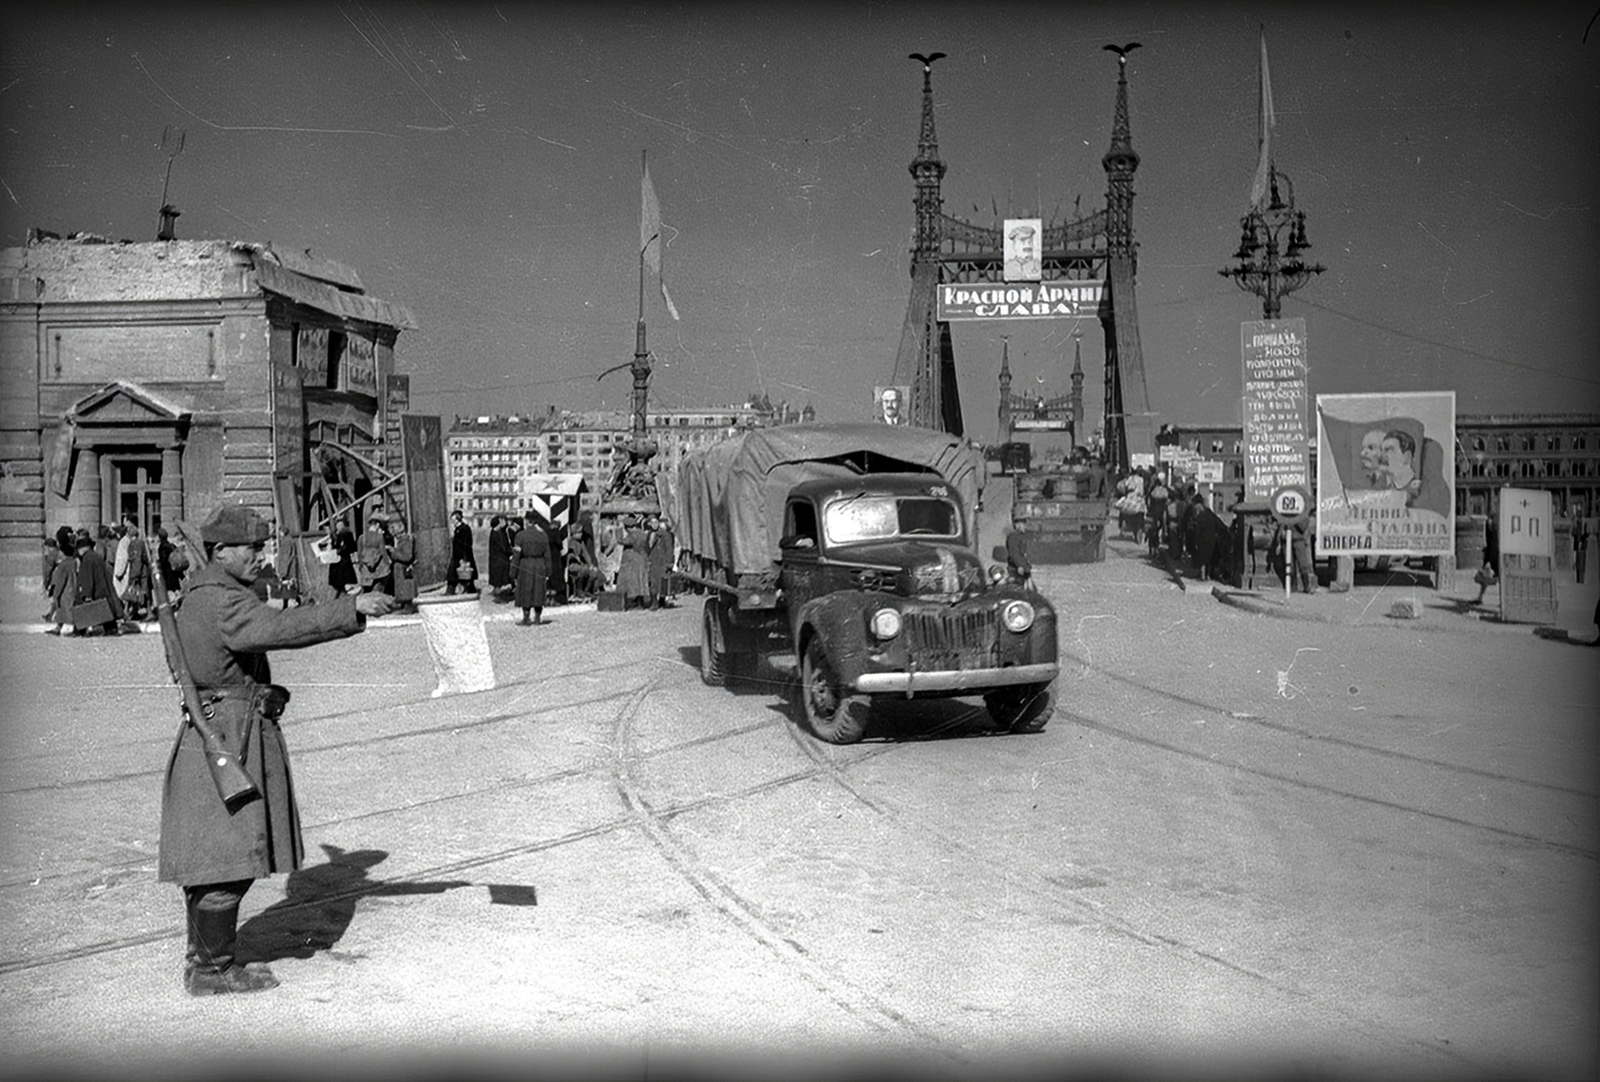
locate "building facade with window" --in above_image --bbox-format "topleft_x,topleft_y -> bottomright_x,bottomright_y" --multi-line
1455,413 -> 1600,518
0,232 -> 416,586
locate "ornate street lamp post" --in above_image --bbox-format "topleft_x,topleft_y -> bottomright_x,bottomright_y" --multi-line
1219,167 -> 1325,318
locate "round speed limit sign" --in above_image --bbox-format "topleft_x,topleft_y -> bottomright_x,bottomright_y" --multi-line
1270,485 -> 1312,525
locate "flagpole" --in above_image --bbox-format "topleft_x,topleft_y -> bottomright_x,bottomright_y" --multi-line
633,149 -> 649,439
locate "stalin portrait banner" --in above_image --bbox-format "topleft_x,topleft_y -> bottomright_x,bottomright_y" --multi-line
1315,391 -> 1455,557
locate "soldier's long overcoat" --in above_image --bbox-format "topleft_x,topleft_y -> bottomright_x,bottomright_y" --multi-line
158,561 -> 364,886
510,524 -> 550,610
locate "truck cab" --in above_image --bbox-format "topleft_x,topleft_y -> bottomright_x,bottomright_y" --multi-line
769,474 -> 1059,742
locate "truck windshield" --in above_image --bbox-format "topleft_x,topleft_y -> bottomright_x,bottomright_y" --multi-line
824,496 -> 960,544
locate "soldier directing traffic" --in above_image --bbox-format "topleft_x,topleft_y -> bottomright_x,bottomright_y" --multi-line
157,504 -> 393,996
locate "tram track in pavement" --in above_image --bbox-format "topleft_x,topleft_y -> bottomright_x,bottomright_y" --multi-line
5,613 -> 1586,1071
605,674 -> 964,1056
0,661 -> 888,977
759,674 -> 1499,1068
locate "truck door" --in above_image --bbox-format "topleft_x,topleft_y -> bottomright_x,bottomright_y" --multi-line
780,497 -> 823,614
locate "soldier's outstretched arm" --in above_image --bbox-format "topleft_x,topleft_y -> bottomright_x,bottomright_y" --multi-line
215,587 -> 370,652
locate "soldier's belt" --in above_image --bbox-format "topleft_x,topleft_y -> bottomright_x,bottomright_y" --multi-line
197,684 -> 291,721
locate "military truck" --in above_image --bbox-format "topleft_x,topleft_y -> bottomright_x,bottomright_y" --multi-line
669,423 -> 1060,744
1010,464 -> 1110,564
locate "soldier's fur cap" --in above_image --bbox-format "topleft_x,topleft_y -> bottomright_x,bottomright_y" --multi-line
202,505 -> 271,547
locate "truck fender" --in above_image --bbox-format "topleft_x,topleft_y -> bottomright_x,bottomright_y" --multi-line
792,592 -> 873,687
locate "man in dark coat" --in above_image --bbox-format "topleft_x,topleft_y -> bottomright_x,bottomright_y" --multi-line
487,515 -> 513,599
158,505 -> 392,995
45,532 -> 77,635
1186,494 -> 1230,583
1004,528 -> 1032,586
1289,516 -> 1317,594
510,511 -> 551,625
1145,474 -> 1169,558
328,520 -> 358,594
73,532 -> 125,634
446,510 -> 478,594
618,515 -> 651,610
389,514 -> 418,613
646,516 -> 675,609
356,513 -> 394,595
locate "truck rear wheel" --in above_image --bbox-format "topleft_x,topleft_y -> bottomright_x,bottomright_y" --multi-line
700,598 -> 729,686
985,682 -> 1055,734
801,638 -> 869,744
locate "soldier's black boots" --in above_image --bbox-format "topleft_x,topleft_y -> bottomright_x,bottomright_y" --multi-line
184,897 -> 278,996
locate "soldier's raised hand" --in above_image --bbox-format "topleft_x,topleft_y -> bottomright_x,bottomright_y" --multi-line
355,592 -> 396,618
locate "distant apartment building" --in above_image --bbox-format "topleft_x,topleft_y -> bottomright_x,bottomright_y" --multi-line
1455,413 -> 1600,518
445,399 -> 813,530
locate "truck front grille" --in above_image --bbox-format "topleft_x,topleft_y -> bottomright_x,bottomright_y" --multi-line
903,610 -> 999,670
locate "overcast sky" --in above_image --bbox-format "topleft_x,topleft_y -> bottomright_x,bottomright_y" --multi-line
3,2 -> 1596,441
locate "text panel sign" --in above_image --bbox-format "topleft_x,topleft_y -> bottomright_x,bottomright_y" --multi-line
938,281 -> 1104,321
1499,487 -> 1552,558
1241,319 -> 1309,503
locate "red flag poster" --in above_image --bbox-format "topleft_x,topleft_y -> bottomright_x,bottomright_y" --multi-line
1315,391 -> 1455,557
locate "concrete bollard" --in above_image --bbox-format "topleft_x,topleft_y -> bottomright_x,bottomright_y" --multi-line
1388,598 -> 1423,620
1330,555 -> 1354,593
1433,553 -> 1456,592
415,592 -> 496,697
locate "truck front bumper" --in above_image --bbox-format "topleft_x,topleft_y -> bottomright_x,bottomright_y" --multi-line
853,661 -> 1059,695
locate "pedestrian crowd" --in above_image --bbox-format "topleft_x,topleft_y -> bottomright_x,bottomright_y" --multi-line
43,513 -> 188,636
482,510 -> 675,621
1114,467 -> 1253,587
318,510 -> 418,611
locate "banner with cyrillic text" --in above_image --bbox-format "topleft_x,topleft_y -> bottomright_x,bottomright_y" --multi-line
938,281 -> 1104,321
1241,318 -> 1309,503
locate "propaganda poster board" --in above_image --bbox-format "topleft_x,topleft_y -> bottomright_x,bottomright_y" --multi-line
1498,486 -> 1556,624
401,414 -> 450,591
269,349 -> 305,531
1315,391 -> 1455,558
1241,318 -> 1310,503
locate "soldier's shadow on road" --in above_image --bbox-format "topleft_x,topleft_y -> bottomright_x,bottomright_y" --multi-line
238,844 -> 470,964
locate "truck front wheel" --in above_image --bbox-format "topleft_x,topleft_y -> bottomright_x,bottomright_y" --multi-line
800,638 -> 869,744
985,682 -> 1055,733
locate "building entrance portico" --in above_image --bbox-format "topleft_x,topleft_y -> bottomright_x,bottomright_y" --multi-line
46,380 -> 190,537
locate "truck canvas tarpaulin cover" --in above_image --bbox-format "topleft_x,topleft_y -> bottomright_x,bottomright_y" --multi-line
671,423 -> 984,579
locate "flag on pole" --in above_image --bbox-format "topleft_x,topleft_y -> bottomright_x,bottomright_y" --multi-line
641,163 -> 681,320
1249,26 -> 1276,209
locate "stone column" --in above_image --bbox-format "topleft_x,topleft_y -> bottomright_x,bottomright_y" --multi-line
161,446 -> 184,527
78,447 -> 100,530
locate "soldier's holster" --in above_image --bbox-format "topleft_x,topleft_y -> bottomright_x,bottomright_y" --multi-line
197,684 -> 291,766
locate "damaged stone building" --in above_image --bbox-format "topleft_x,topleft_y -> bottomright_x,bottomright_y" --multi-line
0,231 -> 420,591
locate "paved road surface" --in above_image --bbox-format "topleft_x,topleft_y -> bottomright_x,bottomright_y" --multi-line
0,539 -> 1594,1081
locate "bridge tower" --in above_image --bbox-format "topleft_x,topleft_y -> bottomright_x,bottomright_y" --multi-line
890,47 -> 1153,472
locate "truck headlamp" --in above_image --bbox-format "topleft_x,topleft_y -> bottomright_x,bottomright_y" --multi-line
870,607 -> 902,641
1001,599 -> 1035,633
988,565 -> 1007,585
